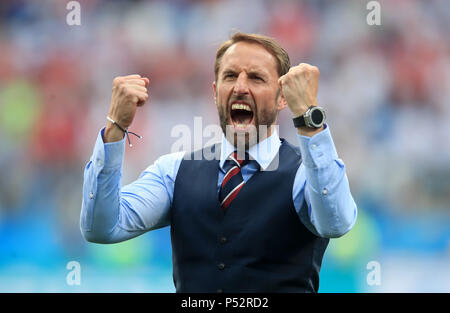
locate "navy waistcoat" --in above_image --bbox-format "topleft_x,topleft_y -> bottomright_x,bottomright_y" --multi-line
170,139 -> 329,293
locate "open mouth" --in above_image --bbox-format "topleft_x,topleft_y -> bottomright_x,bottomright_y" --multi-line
230,102 -> 254,130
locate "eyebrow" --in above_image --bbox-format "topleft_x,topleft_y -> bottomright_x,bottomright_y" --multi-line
222,69 -> 237,76
247,70 -> 268,79
221,68 -> 269,79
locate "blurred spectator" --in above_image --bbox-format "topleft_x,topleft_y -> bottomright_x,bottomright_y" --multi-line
0,0 -> 449,292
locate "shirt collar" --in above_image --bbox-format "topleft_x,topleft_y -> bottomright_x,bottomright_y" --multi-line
219,128 -> 281,171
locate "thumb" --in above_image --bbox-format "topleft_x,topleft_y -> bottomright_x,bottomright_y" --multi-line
142,77 -> 150,88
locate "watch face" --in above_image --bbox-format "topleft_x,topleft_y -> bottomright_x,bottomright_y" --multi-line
311,108 -> 324,125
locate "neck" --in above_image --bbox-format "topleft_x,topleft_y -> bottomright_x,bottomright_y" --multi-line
224,124 -> 277,149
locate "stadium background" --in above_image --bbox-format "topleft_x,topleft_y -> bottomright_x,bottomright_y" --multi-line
0,0 -> 449,292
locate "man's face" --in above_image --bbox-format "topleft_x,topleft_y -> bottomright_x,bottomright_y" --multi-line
213,41 -> 286,148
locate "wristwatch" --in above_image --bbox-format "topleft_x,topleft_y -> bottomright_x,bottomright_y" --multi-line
292,106 -> 326,129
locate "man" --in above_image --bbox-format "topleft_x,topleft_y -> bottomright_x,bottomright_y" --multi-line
80,32 -> 357,293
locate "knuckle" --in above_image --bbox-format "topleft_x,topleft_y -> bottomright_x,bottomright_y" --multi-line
119,84 -> 128,93
293,67 -> 301,74
286,72 -> 296,81
127,74 -> 141,79
113,77 -> 123,86
288,69 -> 300,78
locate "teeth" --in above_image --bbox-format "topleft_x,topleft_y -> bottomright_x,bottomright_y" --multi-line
231,103 -> 252,111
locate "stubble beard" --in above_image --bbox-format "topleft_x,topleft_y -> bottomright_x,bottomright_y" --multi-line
218,101 -> 278,150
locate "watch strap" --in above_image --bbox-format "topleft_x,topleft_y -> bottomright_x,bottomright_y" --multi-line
292,115 -> 306,128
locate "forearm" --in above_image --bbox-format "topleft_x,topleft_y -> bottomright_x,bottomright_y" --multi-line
304,161 -> 357,237
297,125 -> 357,238
80,129 -> 131,243
103,120 -> 125,143
80,128 -> 178,244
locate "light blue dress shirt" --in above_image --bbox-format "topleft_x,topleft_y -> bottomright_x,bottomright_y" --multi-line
80,125 -> 357,243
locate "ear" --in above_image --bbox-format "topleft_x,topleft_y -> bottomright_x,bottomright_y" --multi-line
212,81 -> 217,104
276,88 -> 287,111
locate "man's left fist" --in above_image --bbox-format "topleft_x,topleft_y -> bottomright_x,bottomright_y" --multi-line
278,63 -> 320,118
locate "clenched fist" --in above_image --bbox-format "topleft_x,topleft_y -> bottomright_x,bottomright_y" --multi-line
104,74 -> 149,143
278,63 -> 320,118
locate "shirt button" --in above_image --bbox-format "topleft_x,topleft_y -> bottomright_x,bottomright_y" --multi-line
322,188 -> 328,195
217,289 -> 223,293
220,236 -> 227,244
218,263 -> 225,270
97,159 -> 103,166
89,192 -> 94,199
311,144 -> 317,150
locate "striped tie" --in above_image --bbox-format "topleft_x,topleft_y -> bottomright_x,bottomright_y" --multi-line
219,152 -> 249,210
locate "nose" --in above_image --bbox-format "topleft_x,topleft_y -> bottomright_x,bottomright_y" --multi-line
233,72 -> 250,95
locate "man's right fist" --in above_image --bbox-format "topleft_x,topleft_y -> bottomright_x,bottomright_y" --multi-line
104,74 -> 149,143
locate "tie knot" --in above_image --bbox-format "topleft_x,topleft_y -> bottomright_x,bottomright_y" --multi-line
226,151 -> 249,169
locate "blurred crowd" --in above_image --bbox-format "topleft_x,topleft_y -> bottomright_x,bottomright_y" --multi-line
0,0 -> 449,291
